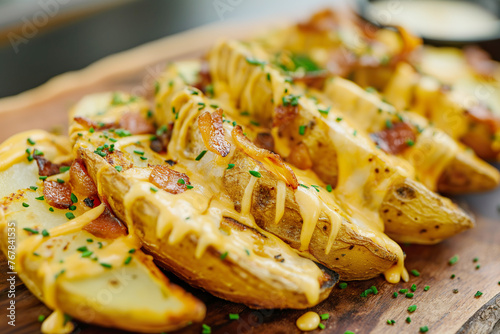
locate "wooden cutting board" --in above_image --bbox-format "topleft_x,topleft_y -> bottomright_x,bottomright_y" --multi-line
0,16 -> 499,334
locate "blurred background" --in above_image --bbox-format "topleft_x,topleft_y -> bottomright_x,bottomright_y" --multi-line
0,0 -> 344,98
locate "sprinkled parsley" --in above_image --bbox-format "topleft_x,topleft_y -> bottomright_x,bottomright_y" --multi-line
475,291 -> 483,298
115,166 -> 123,172
411,269 -> 420,277
411,284 -> 417,292
299,125 -> 306,135
65,212 -> 75,220
449,255 -> 459,265
229,313 -> 239,320
326,184 -> 333,192
22,202 -> 30,207
320,313 -> 329,320
424,286 -> 430,291
408,305 -> 417,313
60,166 -> 70,173
420,326 -> 429,333
41,229 -> 50,237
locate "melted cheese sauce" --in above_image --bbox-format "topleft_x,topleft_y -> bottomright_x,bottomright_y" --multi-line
208,40 -> 410,283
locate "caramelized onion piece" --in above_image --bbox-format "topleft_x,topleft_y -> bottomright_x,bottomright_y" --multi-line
83,206 -> 127,239
69,159 -> 98,197
273,105 -> 299,128
149,165 -> 191,194
287,142 -> 313,170
34,156 -> 71,177
119,112 -> 155,135
232,126 -> 298,189
370,122 -> 416,155
43,180 -> 72,209
198,108 -> 231,157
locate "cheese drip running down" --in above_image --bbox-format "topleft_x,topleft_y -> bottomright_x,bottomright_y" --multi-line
208,40 -> 409,283
69,91 -> 325,305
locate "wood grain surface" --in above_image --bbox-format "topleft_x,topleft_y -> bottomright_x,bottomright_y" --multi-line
0,17 -> 499,334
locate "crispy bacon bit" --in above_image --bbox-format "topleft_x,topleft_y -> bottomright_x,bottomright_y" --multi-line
254,132 -> 275,152
232,126 -> 298,189
198,108 -> 231,157
149,165 -> 191,194
104,150 -> 133,171
327,48 -> 358,77
370,122 -> 417,155
74,116 -> 114,130
192,61 -> 213,95
69,159 -> 97,197
119,112 -> 155,135
34,156 -> 71,177
43,181 -> 72,209
273,105 -> 299,128
464,46 -> 497,78
297,9 -> 339,33
287,142 -> 313,170
466,104 -> 500,133
83,206 -> 127,239
292,71 -> 328,90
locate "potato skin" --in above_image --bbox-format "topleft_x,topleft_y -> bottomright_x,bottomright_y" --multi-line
224,150 -> 398,281
381,177 -> 475,244
80,147 -> 337,309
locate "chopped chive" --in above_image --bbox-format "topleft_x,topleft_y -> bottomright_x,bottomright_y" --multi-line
35,196 -> 44,201
133,150 -> 144,156
420,326 -> 429,333
245,249 -> 250,256
282,94 -> 300,107
476,264 -> 481,270
299,184 -> 309,189
451,274 -> 456,279
406,139 -> 415,147
370,286 -> 378,295
449,255 -> 459,265
22,202 -> 30,207
266,73 -> 271,81
39,176 -> 47,180
318,323 -> 325,330
139,156 -> 147,161
250,120 -> 260,126
393,292 -> 398,298
326,184 -> 333,192
23,227 -> 39,234
202,324 -> 211,334
240,111 -> 250,116
227,163 -> 235,170
114,166 -> 123,172
473,257 -> 479,262
49,207 -> 54,212
229,313 -> 239,320
100,263 -> 112,269
475,291 -> 483,298
210,104 -> 219,109
399,289 -> 408,294
318,107 -> 330,115
41,229 -> 50,237
65,212 -> 75,220
245,57 -> 266,66
124,256 -> 132,265
453,289 -> 459,294
60,166 -> 70,173
87,239 -> 93,243
89,127 -> 95,134
150,187 -> 158,193
336,117 -> 343,122
339,282 -> 348,289
27,138 -> 36,145
249,170 -> 261,178
70,193 -> 77,203
311,185 -> 320,192
411,284 -> 417,292
38,315 -> 45,322
177,178 -> 186,185
98,241 -> 103,249
411,269 -> 420,277
320,313 -> 329,320
33,149 -> 44,156
386,120 -> 393,129
77,246 -> 88,252
406,317 -> 411,323
30,186 -> 38,191
406,293 -> 414,298
55,269 -> 65,279
56,178 -> 65,184
220,251 -> 228,260
353,130 -> 357,136
299,125 -> 306,135
128,248 -> 136,253
387,319 -> 395,325
407,305 -> 417,313
195,150 -> 208,161
424,286 -> 430,291
81,251 -> 93,258
365,86 -> 377,93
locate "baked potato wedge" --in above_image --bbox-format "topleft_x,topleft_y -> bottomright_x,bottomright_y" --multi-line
0,131 -> 205,333
323,75 -> 500,193
154,80 -> 404,282
70,92 -> 338,308
206,40 -> 475,245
